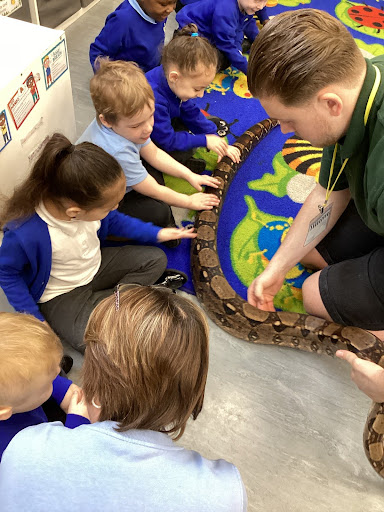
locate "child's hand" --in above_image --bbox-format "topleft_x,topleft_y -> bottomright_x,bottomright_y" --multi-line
188,192 -> 220,211
157,227 -> 197,243
68,389 -> 90,420
206,134 -> 228,158
225,145 -> 241,164
187,174 -> 221,192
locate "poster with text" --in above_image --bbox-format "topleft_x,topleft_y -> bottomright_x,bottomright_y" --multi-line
0,0 -> 22,17
8,73 -> 40,130
0,109 -> 11,152
42,40 -> 68,90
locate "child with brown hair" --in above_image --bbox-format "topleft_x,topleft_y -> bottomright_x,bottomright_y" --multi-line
78,59 -> 221,230
0,312 -> 89,461
0,286 -> 247,511
146,24 -> 241,167
0,133 -> 195,353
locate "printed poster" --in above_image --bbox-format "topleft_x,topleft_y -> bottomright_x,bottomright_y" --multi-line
0,109 -> 11,152
42,40 -> 68,90
0,0 -> 22,17
8,73 -> 40,130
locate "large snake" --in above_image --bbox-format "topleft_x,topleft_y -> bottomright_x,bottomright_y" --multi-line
191,119 -> 384,478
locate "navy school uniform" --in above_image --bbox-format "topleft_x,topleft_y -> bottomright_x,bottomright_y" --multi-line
176,0 -> 268,74
89,0 -> 166,72
146,65 -> 217,153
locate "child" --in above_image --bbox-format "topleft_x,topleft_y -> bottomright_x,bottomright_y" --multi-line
0,286 -> 247,511
0,133 -> 195,354
146,24 -> 241,164
89,0 -> 177,72
176,0 -> 268,74
0,312 -> 90,461
78,59 -> 221,228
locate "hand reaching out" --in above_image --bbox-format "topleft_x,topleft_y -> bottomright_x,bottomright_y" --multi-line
67,389 -> 90,420
188,192 -> 220,211
157,226 -> 197,243
225,145 -> 241,164
187,173 -> 221,192
247,269 -> 285,311
336,350 -> 384,403
206,134 -> 228,158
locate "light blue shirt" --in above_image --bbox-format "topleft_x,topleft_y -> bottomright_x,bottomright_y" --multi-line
129,0 -> 156,24
0,421 -> 247,511
77,119 -> 150,192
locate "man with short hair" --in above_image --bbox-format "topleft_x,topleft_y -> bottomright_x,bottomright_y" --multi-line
247,9 -> 384,342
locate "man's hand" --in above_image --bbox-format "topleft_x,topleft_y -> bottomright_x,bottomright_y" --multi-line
187,174 -> 221,192
247,269 -> 286,311
206,134 -> 228,158
157,226 -> 197,243
187,192 -> 220,211
336,350 -> 384,403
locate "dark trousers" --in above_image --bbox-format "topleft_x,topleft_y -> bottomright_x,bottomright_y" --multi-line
118,163 -> 174,227
40,245 -> 167,353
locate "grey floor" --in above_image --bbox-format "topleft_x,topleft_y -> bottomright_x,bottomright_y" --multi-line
2,1 -> 382,510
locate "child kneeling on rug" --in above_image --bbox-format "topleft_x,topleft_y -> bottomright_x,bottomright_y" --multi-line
0,134 -> 195,354
78,59 -> 220,229
0,312 -> 89,461
176,0 -> 268,74
0,286 -> 247,511
146,24 -> 241,171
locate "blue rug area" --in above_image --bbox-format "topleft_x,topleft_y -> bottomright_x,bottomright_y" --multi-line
163,0 -> 384,312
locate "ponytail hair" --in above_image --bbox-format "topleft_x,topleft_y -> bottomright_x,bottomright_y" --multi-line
0,133 -> 123,228
162,23 -> 218,75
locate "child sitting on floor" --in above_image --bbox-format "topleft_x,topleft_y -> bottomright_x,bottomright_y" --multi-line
0,312 -> 89,461
146,24 -> 241,168
89,0 -> 177,72
0,134 -> 195,354
78,59 -> 220,228
176,0 -> 268,74
0,286 -> 247,511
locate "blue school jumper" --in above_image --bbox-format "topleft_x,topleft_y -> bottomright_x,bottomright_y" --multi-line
0,211 -> 160,321
176,0 -> 268,74
89,0 -> 166,72
146,65 -> 217,152
0,375 -> 89,461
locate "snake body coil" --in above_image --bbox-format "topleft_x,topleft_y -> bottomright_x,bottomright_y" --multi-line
191,119 -> 384,478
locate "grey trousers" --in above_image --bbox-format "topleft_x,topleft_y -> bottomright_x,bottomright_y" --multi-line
39,245 -> 167,354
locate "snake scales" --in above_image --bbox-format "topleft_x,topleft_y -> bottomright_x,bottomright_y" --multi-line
191,119 -> 384,478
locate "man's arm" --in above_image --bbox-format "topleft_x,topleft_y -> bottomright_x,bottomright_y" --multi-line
247,183 -> 351,309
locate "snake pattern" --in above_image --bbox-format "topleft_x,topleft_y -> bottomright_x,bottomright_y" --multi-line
191,119 -> 384,478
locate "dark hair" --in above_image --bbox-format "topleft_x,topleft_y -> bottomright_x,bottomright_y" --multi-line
82,286 -> 209,439
0,133 -> 123,228
162,23 -> 218,74
248,9 -> 365,106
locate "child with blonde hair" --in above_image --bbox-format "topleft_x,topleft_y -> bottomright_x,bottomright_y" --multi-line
146,24 -> 241,167
78,59 -> 220,231
0,134 -> 195,353
0,286 -> 247,511
0,312 -> 89,461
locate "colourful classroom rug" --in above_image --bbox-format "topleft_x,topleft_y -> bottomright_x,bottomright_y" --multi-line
164,0 -> 384,313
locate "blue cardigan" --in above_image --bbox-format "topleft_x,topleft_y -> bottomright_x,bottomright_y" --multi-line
0,375 -> 89,462
176,0 -> 268,74
146,65 -> 217,152
0,211 -> 161,321
89,0 -> 166,72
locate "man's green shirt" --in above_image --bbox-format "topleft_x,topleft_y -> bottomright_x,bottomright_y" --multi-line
319,56 -> 384,236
